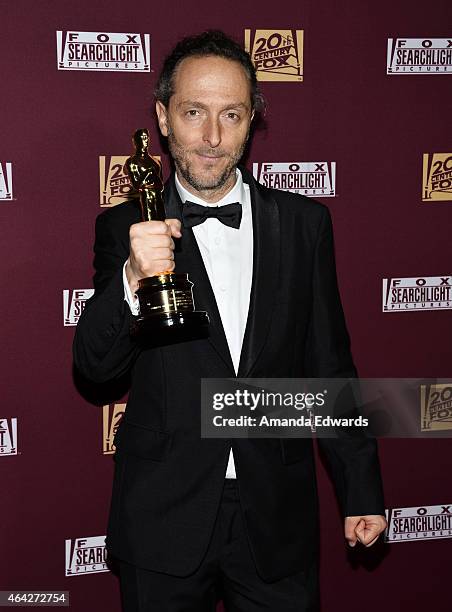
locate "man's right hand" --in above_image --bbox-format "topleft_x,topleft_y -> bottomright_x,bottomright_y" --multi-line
125,218 -> 182,294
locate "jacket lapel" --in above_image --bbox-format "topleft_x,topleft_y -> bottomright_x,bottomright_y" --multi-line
164,176 -> 235,373
163,168 -> 280,378
237,167 -> 280,378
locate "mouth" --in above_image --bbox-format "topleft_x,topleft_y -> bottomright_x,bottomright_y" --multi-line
196,152 -> 224,160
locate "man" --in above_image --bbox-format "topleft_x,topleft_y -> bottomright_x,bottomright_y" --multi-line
74,30 -> 386,612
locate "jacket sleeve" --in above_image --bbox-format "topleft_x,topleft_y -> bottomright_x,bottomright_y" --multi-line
73,211 -> 140,383
304,206 -> 385,518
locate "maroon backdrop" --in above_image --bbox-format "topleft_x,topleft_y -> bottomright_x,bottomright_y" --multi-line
1,0 -> 451,610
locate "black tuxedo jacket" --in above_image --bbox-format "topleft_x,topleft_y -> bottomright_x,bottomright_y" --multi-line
73,166 -> 384,581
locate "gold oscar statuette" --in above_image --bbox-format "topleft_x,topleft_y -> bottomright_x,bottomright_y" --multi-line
125,128 -> 209,342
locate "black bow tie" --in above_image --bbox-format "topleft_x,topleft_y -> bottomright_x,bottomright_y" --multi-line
182,200 -> 242,229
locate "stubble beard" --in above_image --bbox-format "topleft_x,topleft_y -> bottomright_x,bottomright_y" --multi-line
166,123 -> 249,197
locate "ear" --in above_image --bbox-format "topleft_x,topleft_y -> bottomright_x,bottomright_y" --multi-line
155,101 -> 169,137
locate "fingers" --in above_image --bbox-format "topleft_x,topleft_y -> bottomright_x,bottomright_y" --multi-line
152,259 -> 176,273
127,218 -> 181,283
130,219 -> 172,236
345,517 -> 364,547
345,515 -> 387,548
130,218 -> 181,235
359,517 -> 387,547
151,247 -> 175,262
165,218 -> 182,238
356,521 -> 377,546
365,535 -> 380,547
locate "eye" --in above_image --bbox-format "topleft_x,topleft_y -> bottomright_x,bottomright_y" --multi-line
226,112 -> 240,121
186,109 -> 200,118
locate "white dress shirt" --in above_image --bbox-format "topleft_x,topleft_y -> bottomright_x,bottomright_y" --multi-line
122,169 -> 253,479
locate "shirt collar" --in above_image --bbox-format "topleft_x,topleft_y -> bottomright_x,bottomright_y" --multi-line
175,168 -> 245,207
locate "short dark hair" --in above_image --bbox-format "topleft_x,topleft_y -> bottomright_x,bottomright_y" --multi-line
154,30 -> 265,113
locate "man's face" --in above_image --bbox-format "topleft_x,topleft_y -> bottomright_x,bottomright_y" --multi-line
156,55 -> 254,197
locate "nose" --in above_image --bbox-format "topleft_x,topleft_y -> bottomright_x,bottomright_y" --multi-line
203,116 -> 221,148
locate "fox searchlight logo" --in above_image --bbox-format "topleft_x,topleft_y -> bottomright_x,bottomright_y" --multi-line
245,29 -> 303,81
0,162 -> 13,201
63,289 -> 94,326
382,276 -> 451,312
387,38 -> 452,74
0,418 -> 18,456
386,504 -> 452,542
65,535 -> 109,576
253,162 -> 336,197
56,31 -> 150,72
422,153 -> 452,202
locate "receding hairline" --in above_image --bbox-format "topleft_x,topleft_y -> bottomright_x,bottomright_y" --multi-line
165,54 -> 254,106
154,31 -> 266,114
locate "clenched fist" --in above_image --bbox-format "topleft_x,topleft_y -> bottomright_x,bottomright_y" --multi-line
345,514 -> 387,547
125,218 -> 182,294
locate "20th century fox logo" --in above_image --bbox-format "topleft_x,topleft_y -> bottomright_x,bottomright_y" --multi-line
0,418 -> 17,456
382,276 -> 451,312
65,536 -> 108,576
56,31 -> 150,72
99,155 -> 158,207
253,162 -> 336,197
245,29 -> 303,81
103,404 -> 126,454
387,38 -> 452,74
422,154 -> 452,202
100,156 -> 136,206
63,289 -> 94,326
421,384 -> 452,431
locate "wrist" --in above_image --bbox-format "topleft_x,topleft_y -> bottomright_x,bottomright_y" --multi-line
125,259 -> 139,294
